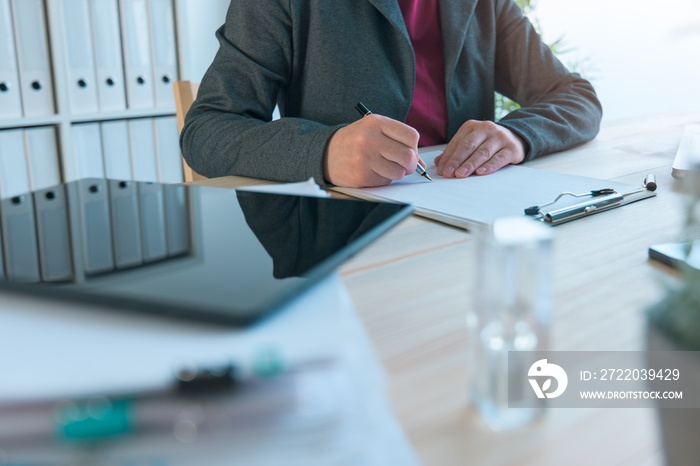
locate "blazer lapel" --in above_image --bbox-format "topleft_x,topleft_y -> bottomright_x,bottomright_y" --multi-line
366,0 -> 410,42
439,0 -> 478,91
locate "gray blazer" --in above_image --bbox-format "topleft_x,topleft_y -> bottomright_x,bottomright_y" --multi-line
181,0 -> 602,184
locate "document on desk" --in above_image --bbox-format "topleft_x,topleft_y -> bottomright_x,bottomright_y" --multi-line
0,274 -> 418,465
333,150 -> 656,229
237,177 -> 329,198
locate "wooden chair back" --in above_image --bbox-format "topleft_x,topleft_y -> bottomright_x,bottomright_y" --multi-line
173,80 -> 206,182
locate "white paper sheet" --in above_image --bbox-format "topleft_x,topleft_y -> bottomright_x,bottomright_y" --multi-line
237,177 -> 329,198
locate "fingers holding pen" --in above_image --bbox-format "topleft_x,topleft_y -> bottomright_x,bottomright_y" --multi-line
355,103 -> 422,176
380,122 -> 421,176
324,113 -> 421,187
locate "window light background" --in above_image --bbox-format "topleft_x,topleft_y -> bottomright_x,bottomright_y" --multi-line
536,0 -> 700,121
180,0 -> 700,122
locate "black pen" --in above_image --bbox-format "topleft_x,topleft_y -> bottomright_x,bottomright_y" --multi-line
354,102 -> 433,181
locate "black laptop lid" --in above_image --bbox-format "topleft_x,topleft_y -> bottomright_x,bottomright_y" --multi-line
0,179 -> 412,326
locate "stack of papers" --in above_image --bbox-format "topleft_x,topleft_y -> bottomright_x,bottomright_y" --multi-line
0,270 -> 417,465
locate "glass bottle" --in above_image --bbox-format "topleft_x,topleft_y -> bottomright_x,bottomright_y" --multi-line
467,217 -> 553,431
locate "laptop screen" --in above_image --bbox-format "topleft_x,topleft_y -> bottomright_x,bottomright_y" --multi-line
0,179 -> 412,326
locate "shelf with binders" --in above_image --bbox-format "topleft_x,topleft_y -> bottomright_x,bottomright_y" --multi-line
46,0 -> 180,117
0,0 -> 57,121
0,125 -> 63,203
2,0 -> 182,122
0,115 -> 182,202
0,116 -> 63,131
0,108 -> 178,131
0,0 -> 184,187
0,176 -> 191,284
68,116 -> 184,185
0,0 -> 180,124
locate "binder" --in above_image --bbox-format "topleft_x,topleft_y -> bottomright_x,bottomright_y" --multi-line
100,120 -> 132,181
137,181 -> 167,262
89,0 -> 127,112
108,180 -> 143,268
33,185 -> 74,282
0,0 -> 22,119
0,194 -> 40,282
128,118 -> 158,182
0,125 -> 42,277
163,184 -> 189,256
59,0 -> 99,114
154,116 -> 183,183
0,128 -> 29,199
24,126 -> 61,191
148,0 -> 178,108
72,123 -> 105,181
10,0 -> 55,117
119,0 -> 155,109
74,178 -> 114,275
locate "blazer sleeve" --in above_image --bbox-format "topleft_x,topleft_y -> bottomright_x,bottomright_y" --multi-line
179,1 -> 341,183
492,0 -> 603,161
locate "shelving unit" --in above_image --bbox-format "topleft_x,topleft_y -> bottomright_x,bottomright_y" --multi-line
0,0 -> 229,187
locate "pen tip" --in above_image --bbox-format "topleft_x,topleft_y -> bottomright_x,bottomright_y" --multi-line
425,173 -> 433,181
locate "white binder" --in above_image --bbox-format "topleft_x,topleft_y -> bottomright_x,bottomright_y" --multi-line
128,118 -> 158,182
101,120 -> 132,180
0,193 -> 40,282
24,126 -> 61,191
73,178 -> 115,275
59,0 -> 99,114
10,0 -> 55,117
0,0 -> 22,119
72,123 -> 105,181
0,129 -> 30,199
137,182 -> 167,262
163,184 -> 189,256
90,0 -> 127,112
108,180 -> 143,268
154,116 -> 183,183
148,0 -> 178,108
119,0 -> 155,109
33,184 -> 74,282
0,129 -> 38,282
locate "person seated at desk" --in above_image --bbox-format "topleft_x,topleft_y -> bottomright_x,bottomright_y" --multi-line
181,0 -> 602,188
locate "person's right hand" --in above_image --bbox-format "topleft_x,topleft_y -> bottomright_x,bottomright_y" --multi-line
323,114 -> 421,187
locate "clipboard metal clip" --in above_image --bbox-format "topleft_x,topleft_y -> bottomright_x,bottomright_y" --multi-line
524,189 -> 624,225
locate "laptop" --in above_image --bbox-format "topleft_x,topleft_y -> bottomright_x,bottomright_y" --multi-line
0,179 -> 412,326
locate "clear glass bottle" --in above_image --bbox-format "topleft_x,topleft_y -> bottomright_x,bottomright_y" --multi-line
681,169 -> 700,267
467,217 -> 553,431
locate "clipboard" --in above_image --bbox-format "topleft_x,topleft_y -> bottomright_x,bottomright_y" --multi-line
525,183 -> 656,225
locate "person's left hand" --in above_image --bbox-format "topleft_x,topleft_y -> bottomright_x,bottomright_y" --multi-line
435,120 -> 527,178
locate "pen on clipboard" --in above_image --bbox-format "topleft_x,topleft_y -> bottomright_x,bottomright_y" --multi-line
354,102 -> 433,181
524,176 -> 659,225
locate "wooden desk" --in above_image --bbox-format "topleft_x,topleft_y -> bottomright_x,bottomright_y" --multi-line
195,112 -> 699,465
341,112 -> 699,466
